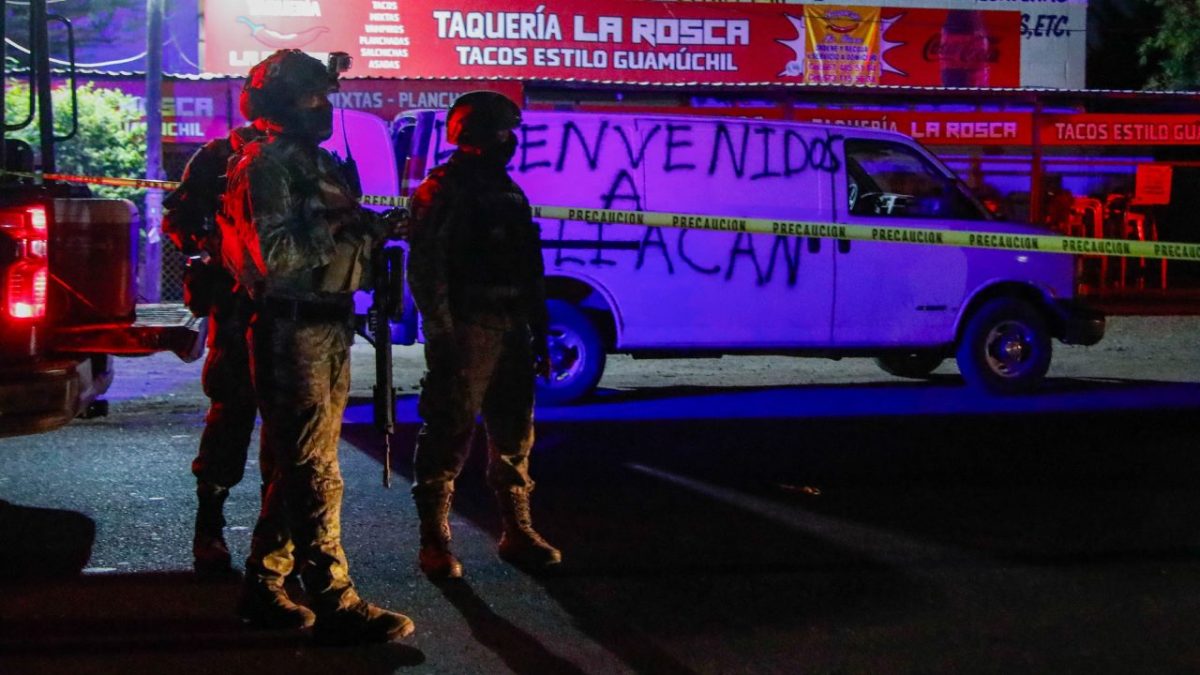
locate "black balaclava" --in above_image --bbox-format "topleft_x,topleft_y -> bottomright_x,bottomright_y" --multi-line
479,133 -> 518,167
279,97 -> 334,142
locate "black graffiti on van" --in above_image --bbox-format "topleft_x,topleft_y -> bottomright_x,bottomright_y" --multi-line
429,117 -> 843,179
548,220 -> 808,288
427,115 -> 837,288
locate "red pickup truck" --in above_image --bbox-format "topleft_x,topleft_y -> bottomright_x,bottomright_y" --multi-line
0,0 -> 201,436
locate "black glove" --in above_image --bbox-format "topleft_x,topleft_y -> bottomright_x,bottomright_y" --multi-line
380,207 -> 409,240
182,256 -> 220,317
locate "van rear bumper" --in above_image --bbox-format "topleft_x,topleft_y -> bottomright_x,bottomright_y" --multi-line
1052,299 -> 1105,346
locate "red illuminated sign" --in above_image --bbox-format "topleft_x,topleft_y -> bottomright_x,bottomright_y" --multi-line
877,7 -> 1021,88
1135,164 -> 1174,205
80,77 -> 522,143
1041,114 -> 1200,147
202,0 -> 1022,88
790,109 -> 1031,145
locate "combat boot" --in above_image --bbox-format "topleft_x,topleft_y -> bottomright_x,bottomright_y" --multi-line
312,590 -> 415,646
237,580 -> 316,630
414,488 -> 464,580
194,482 -> 234,579
496,487 -> 562,570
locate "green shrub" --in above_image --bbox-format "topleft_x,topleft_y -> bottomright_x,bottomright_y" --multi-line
5,79 -> 147,203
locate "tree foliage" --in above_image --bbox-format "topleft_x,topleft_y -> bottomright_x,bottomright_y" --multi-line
1139,0 -> 1200,90
5,80 -> 146,202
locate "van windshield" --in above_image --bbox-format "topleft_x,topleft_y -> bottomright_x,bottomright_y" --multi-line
846,140 -> 992,222
390,115 -> 421,196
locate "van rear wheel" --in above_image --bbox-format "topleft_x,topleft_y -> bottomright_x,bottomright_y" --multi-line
875,352 -> 944,379
955,297 -> 1052,394
535,300 -> 605,406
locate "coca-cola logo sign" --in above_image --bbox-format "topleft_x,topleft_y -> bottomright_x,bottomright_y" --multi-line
923,34 -> 1002,66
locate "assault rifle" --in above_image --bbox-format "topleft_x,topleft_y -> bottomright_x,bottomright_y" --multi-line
326,51 -> 406,487
370,243 -> 406,488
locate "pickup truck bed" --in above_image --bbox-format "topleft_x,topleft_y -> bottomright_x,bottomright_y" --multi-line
0,303 -> 201,438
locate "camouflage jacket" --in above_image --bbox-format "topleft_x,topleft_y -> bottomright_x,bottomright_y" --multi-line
163,125 -> 264,259
408,151 -> 548,336
220,133 -> 390,301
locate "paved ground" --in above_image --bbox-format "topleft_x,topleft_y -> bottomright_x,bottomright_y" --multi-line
0,317 -> 1197,674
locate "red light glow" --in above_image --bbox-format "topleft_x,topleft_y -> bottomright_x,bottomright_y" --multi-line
26,206 -> 47,232
7,260 -> 47,319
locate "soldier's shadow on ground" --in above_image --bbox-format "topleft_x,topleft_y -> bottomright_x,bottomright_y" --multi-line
433,579 -> 589,675
344,407 -> 929,674
344,379 -> 1200,672
0,570 -> 426,673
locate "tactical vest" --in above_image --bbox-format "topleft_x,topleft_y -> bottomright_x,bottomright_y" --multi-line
434,157 -> 541,319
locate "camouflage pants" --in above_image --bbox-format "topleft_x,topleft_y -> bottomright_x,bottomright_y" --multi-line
191,297 -> 259,490
245,315 -> 356,606
413,321 -> 536,498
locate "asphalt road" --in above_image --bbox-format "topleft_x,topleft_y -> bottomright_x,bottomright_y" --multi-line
1,317 -> 1198,674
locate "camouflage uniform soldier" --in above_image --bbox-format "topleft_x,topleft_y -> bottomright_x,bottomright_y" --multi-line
408,91 -> 562,580
220,49 -> 413,643
162,86 -> 268,580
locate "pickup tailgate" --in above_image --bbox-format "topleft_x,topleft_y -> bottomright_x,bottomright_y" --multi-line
52,302 -> 205,361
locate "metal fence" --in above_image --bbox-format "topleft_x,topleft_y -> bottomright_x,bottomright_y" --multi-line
161,240 -> 185,302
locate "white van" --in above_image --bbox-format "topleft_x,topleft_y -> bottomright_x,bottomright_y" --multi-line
370,109 -> 1104,404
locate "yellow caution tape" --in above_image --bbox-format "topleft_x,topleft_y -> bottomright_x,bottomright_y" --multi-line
531,205 -> 1200,263
359,194 -> 408,207
7,170 -> 1199,263
5,170 -> 181,191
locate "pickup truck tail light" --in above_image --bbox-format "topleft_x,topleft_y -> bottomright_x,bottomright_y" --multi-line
7,260 -> 47,318
2,205 -> 49,319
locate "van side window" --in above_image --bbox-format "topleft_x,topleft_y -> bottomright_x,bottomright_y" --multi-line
845,140 -> 985,221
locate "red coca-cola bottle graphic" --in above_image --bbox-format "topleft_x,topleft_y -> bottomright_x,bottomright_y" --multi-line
939,10 -> 990,87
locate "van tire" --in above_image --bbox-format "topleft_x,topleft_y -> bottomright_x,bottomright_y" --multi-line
875,352 -> 944,379
536,300 -> 606,406
955,297 -> 1052,394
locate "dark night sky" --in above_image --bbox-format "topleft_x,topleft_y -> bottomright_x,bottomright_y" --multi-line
1088,0 -> 1164,89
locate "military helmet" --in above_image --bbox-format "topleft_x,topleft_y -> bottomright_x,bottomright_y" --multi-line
238,88 -> 260,122
242,49 -> 333,122
445,91 -> 522,147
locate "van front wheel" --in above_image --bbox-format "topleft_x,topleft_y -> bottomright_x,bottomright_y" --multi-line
535,300 -> 606,406
955,297 -> 1052,394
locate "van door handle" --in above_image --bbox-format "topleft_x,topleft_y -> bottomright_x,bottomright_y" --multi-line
837,240 -> 851,254
807,237 -> 821,254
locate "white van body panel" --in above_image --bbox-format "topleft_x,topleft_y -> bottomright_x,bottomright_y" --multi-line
827,129 -> 1073,347
323,109 -> 399,204
408,109 -> 1079,354
638,116 -> 836,347
421,110 -> 853,349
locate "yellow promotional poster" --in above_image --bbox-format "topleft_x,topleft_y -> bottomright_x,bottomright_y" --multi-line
803,5 -> 882,85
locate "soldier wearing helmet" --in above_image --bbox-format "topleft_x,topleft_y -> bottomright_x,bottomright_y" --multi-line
407,90 -> 561,580
220,49 -> 413,644
162,80 -> 270,582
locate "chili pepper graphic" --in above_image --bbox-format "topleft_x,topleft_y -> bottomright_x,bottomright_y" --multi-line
237,17 -> 330,49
